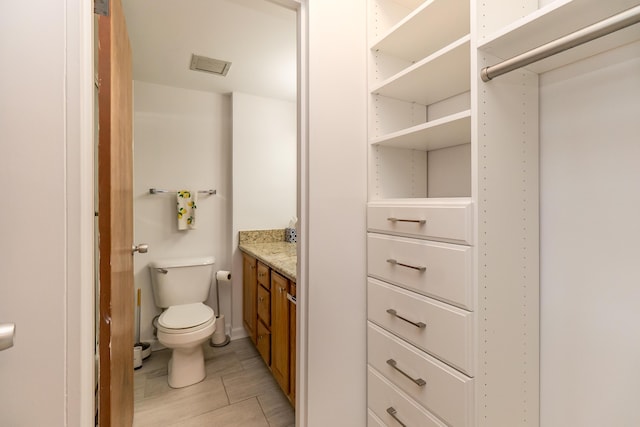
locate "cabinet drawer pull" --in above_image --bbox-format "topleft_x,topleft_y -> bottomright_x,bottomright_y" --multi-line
386,258 -> 426,272
386,308 -> 426,329
386,359 -> 426,387
258,296 -> 265,303
386,407 -> 407,427
387,217 -> 426,225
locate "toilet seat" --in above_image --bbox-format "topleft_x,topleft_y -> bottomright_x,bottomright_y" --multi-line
158,303 -> 215,334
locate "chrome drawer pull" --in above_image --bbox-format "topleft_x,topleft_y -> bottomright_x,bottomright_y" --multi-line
386,258 -> 426,272
386,308 -> 426,329
386,407 -> 407,427
387,217 -> 426,225
386,359 -> 426,387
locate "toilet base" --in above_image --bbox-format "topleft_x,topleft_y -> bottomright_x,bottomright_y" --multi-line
167,344 -> 206,388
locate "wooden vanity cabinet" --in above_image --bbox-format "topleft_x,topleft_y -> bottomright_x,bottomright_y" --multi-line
242,253 -> 257,343
241,251 -> 296,404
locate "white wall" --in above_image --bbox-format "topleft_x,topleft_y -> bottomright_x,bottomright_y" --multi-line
133,81 -> 232,345
306,0 -> 368,425
540,41 -> 640,426
231,92 -> 296,338
0,0 -> 93,425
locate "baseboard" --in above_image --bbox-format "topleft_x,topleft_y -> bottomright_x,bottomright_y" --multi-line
231,326 -> 248,341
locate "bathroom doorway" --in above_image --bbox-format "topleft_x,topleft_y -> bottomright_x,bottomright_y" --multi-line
96,0 -> 307,424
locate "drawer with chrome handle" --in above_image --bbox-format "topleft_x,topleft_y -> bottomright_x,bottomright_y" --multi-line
368,278 -> 474,376
368,366 -> 446,427
367,200 -> 473,245
257,285 -> 271,326
368,233 -> 473,310
368,322 -> 474,427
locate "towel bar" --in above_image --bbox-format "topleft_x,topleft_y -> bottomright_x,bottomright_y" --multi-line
149,188 -> 216,195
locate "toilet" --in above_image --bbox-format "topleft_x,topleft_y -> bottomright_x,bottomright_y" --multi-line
149,256 -> 217,388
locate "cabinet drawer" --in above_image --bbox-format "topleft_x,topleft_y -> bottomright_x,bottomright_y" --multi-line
256,320 -> 271,366
367,409 -> 385,427
368,322 -> 474,426
257,261 -> 270,289
368,200 -> 473,244
368,367 -> 446,427
257,285 -> 271,326
368,278 -> 474,376
368,233 -> 473,310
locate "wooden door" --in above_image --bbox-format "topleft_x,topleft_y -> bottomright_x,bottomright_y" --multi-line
97,0 -> 134,424
271,272 -> 290,393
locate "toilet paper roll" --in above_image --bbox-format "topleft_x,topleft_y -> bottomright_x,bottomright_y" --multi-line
216,270 -> 231,281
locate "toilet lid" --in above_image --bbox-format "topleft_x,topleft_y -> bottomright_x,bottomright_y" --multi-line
159,303 -> 214,329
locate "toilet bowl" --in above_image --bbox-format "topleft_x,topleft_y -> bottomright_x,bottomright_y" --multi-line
157,303 -> 216,388
149,256 -> 217,388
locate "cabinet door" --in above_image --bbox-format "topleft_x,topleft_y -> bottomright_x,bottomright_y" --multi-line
271,271 -> 290,394
242,253 -> 257,343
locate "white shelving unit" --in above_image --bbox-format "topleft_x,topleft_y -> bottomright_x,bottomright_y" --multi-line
365,0 -> 550,426
367,0 -> 639,425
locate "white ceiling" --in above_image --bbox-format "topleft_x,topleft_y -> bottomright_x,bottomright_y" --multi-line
122,0 -> 297,101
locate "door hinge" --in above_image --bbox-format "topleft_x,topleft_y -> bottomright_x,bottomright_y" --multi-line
94,0 -> 109,16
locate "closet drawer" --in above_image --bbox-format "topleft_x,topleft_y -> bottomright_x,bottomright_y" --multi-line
257,285 -> 271,326
368,200 -> 473,245
368,367 -> 447,427
368,278 -> 474,376
367,409 -> 386,427
368,233 -> 473,310
368,322 -> 474,427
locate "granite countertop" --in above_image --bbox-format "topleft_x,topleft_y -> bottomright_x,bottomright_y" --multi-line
238,229 -> 297,282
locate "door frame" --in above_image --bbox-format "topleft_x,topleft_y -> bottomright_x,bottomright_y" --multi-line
65,0 -> 98,425
66,0 -> 310,424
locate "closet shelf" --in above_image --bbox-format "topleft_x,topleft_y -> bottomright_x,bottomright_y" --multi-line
371,35 -> 470,106
371,0 -> 470,62
479,0 -> 640,74
371,110 -> 471,151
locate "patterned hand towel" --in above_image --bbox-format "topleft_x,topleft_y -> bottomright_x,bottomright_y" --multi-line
177,190 -> 197,230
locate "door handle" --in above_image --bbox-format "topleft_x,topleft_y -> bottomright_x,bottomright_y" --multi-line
132,243 -> 149,254
0,323 -> 15,351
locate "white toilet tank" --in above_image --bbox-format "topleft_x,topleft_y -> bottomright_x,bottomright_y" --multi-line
149,256 -> 215,308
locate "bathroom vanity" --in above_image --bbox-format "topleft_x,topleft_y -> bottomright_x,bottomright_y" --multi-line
239,230 -> 297,405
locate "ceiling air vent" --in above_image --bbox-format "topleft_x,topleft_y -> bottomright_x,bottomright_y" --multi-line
189,54 -> 231,77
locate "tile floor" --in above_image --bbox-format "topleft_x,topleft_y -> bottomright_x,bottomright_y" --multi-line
133,338 -> 295,427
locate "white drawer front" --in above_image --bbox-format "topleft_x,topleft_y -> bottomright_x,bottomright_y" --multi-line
368,322 -> 474,427
368,233 -> 473,310
368,200 -> 473,244
368,367 -> 447,427
368,278 -> 474,376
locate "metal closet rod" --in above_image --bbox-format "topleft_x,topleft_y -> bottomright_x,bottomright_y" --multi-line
149,188 -> 217,195
481,5 -> 640,82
